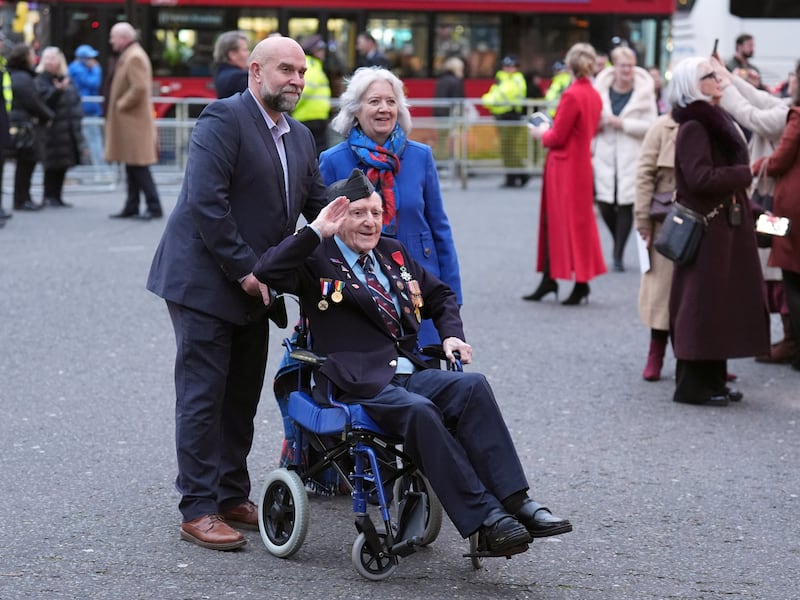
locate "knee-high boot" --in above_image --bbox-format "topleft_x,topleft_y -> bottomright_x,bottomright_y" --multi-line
642,330 -> 668,381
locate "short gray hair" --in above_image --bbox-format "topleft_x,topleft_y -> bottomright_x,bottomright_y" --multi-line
668,57 -> 713,108
330,67 -> 412,136
213,31 -> 248,64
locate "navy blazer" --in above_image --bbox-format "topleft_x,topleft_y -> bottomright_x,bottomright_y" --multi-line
253,229 -> 465,400
147,91 -> 327,325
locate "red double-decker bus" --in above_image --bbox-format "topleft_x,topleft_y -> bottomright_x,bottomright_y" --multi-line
31,0 -> 673,112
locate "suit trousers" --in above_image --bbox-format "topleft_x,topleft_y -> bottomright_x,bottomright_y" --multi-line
167,301 -> 269,521
124,164 -> 161,212
357,369 -> 529,537
674,358 -> 726,403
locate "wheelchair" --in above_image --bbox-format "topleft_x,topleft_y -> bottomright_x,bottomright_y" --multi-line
257,311 -> 498,580
258,314 -> 455,580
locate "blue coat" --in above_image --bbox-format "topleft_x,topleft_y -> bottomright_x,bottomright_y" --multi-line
319,140 -> 462,346
147,91 -> 328,325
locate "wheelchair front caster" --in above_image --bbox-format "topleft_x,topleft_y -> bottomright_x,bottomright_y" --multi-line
258,468 -> 309,558
468,532 -> 483,570
351,532 -> 398,581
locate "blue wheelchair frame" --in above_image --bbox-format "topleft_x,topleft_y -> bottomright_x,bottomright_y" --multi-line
259,317 -> 453,580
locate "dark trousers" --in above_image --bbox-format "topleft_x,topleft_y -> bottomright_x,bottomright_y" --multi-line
13,158 -> 36,207
357,370 -> 528,537
43,167 -> 67,202
123,164 -> 161,213
166,301 -> 270,521
674,359 -> 727,403
781,269 -> 800,364
597,200 -> 633,264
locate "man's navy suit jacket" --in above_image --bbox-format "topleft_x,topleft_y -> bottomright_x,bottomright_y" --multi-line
253,229 -> 465,400
147,91 -> 327,325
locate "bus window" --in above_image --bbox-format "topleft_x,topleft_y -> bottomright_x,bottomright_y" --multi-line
434,14 -> 501,77
365,13 -> 429,78
237,11 -> 279,42
152,8 -> 225,77
288,17 -> 320,43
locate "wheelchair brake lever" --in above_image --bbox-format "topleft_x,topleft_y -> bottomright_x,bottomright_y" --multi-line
289,348 -> 327,367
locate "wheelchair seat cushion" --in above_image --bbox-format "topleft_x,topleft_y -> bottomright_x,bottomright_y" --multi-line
287,391 -> 387,436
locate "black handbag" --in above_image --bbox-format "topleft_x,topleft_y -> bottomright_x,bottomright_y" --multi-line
653,202 -> 709,265
9,122 -> 35,151
649,191 -> 675,222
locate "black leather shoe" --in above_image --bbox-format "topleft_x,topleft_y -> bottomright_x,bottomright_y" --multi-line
109,210 -> 139,219
15,200 -> 42,212
514,499 -> 573,538
479,508 -> 530,553
43,197 -> 72,208
725,388 -> 743,402
137,210 -> 163,220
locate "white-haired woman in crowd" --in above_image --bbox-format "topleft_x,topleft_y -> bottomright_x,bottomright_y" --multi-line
667,56 -> 768,406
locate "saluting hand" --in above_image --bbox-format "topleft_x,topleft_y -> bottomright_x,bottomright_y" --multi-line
310,195 -> 349,238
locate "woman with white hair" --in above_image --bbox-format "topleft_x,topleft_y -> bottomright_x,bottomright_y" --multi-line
667,56 -> 768,406
319,66 -> 462,350
35,46 -> 86,207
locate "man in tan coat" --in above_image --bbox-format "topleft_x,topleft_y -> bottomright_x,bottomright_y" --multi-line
105,22 -> 162,220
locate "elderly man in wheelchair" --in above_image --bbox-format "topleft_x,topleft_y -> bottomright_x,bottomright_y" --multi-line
253,170 -> 571,577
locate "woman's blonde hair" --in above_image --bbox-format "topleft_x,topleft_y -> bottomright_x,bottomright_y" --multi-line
36,46 -> 68,77
565,43 -> 597,79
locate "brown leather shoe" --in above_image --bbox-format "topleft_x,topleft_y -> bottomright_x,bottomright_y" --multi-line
180,514 -> 246,550
221,499 -> 259,531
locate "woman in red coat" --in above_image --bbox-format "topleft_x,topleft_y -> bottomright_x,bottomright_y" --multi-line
668,57 -> 769,405
526,43 -> 606,305
753,60 -> 800,370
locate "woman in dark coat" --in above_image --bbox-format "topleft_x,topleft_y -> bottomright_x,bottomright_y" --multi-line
35,46 -> 86,207
668,57 -> 769,406
753,60 -> 800,371
7,43 -> 54,211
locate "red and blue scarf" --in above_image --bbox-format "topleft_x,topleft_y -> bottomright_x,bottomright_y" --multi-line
347,124 -> 406,234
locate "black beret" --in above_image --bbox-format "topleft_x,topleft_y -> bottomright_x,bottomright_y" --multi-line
326,168 -> 375,203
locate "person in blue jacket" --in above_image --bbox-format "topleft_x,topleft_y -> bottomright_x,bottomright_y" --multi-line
319,66 -> 462,349
67,44 -> 103,168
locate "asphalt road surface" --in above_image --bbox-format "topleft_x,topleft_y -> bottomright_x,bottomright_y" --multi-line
1,168 -> 797,599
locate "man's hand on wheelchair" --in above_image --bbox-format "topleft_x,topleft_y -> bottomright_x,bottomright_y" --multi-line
442,336 -> 472,365
240,273 -> 272,305
310,196 -> 350,238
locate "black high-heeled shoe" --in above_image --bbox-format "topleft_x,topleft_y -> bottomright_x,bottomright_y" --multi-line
561,283 -> 590,306
522,277 -> 558,301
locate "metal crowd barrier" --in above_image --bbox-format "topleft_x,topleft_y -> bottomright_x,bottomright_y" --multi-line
75,97 -> 554,190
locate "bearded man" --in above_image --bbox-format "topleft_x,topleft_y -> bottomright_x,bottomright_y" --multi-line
147,36 -> 327,550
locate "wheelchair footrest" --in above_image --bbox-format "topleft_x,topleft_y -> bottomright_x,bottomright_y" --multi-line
463,543 -> 529,559
390,536 -> 421,558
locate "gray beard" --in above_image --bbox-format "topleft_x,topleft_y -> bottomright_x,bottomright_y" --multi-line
262,90 -> 299,114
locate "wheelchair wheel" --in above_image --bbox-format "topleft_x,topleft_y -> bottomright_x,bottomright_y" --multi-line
468,532 -> 483,570
351,532 -> 398,581
393,471 -> 443,546
258,468 -> 309,558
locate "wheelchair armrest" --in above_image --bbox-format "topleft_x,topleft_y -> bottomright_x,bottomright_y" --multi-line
419,344 -> 447,360
289,348 -> 327,367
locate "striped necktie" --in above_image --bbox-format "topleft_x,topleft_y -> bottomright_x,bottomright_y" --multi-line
358,254 -> 401,338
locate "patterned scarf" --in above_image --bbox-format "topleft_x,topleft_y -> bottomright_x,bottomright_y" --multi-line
347,124 -> 406,234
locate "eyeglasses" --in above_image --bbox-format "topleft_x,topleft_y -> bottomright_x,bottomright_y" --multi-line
700,71 -> 719,82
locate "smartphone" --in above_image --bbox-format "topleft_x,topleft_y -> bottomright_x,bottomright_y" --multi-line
527,111 -> 552,129
756,214 -> 790,237
712,39 -> 719,57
